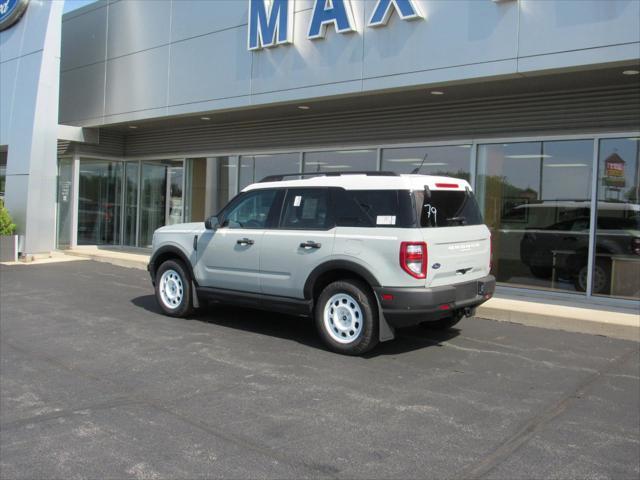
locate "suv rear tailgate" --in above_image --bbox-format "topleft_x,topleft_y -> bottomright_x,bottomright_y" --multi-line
420,224 -> 491,288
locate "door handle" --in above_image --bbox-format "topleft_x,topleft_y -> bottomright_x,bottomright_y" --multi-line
300,241 -> 322,249
237,238 -> 254,246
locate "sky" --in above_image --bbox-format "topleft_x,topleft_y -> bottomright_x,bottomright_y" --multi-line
63,0 -> 98,14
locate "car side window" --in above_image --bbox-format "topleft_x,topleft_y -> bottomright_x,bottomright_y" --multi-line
281,188 -> 332,230
223,190 -> 277,229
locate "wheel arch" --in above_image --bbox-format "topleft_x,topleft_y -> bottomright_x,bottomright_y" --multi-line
304,260 -> 381,302
149,245 -> 198,286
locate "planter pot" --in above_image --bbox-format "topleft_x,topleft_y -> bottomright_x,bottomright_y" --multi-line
0,235 -> 19,262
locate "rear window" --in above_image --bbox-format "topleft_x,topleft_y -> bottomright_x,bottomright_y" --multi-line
333,189 -> 416,228
416,190 -> 483,227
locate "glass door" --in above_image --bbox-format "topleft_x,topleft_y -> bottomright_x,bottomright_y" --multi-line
122,162 -> 139,246
78,160 -> 123,245
166,166 -> 183,225
139,160 -> 183,247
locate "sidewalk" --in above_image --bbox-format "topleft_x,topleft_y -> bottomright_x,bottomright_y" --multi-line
64,246 -> 150,270
15,248 -> 639,342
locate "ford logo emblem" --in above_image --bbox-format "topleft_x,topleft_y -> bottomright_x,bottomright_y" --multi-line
0,0 -> 30,32
432,263 -> 441,270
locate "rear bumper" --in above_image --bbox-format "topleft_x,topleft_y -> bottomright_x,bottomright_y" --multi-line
374,275 -> 495,328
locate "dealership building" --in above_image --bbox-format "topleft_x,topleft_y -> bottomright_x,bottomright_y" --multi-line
1,0 -> 639,306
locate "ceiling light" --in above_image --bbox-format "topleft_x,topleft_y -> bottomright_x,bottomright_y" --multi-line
505,154 -> 552,159
298,105 -> 311,110
430,91 -> 444,95
457,145 -> 472,148
128,125 -> 138,129
305,161 -> 328,166
622,70 -> 639,75
545,163 -> 589,168
324,165 -> 351,169
201,116 -> 211,120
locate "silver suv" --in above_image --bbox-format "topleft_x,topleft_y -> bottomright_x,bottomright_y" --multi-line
148,172 -> 495,355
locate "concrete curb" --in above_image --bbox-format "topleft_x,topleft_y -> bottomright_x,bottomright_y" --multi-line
477,298 -> 639,342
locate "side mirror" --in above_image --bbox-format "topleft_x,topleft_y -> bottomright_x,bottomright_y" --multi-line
204,216 -> 220,230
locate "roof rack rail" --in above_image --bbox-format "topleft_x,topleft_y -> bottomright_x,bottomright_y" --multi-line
259,171 -> 400,183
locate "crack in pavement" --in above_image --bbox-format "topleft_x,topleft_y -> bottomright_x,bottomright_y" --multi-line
457,345 -> 639,479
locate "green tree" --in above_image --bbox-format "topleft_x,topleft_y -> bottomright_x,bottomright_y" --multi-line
0,200 -> 17,236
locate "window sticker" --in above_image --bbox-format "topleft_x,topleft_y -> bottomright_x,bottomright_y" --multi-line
293,195 -> 302,207
376,215 -> 396,225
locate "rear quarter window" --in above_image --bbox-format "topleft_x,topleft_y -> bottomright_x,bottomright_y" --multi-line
333,189 -> 416,228
416,190 -> 483,227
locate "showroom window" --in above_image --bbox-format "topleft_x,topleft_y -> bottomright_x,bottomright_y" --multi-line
303,149 -> 377,173
381,145 -> 472,180
593,138 -> 640,300
240,153 -> 300,190
476,140 -> 594,294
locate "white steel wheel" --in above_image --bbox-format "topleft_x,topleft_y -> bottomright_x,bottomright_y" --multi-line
159,269 -> 184,310
323,293 -> 364,344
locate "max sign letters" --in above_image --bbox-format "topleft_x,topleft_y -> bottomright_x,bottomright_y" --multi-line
248,0 -> 423,50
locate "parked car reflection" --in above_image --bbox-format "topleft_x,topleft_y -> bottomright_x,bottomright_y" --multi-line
512,202 -> 640,294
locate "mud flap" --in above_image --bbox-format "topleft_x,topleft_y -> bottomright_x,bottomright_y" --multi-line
192,282 -> 200,309
376,297 -> 395,342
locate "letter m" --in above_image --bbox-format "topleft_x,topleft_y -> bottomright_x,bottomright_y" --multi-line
248,0 -> 294,51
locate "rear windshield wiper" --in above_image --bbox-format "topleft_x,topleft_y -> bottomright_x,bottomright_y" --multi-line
447,216 -> 467,225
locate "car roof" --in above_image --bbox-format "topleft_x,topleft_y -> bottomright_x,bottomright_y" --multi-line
243,174 -> 472,192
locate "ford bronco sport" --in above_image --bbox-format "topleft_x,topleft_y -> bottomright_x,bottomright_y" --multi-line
148,172 -> 495,355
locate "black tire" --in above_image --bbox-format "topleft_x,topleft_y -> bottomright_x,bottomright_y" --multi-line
315,279 -> 379,355
155,259 -> 194,317
529,265 -> 552,279
421,313 -> 463,330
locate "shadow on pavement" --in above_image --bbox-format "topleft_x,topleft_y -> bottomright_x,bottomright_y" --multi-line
132,294 -> 460,357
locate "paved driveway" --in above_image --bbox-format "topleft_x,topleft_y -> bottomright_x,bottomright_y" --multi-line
1,260 -> 638,479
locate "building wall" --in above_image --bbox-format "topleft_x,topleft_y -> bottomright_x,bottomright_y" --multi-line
1,0 -> 64,254
59,0 -> 640,127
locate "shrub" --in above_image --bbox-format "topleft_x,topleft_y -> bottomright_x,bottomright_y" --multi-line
0,200 -> 16,236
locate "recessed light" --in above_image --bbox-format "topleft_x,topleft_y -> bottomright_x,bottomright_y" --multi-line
298,105 -> 311,110
201,116 -> 211,121
430,90 -> 444,95
622,70 -> 639,75
128,125 -> 138,129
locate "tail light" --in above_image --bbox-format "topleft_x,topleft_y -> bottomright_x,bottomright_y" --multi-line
632,237 -> 640,256
400,242 -> 427,279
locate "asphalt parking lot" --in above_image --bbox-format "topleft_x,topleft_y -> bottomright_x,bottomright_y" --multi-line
1,260 -> 638,480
